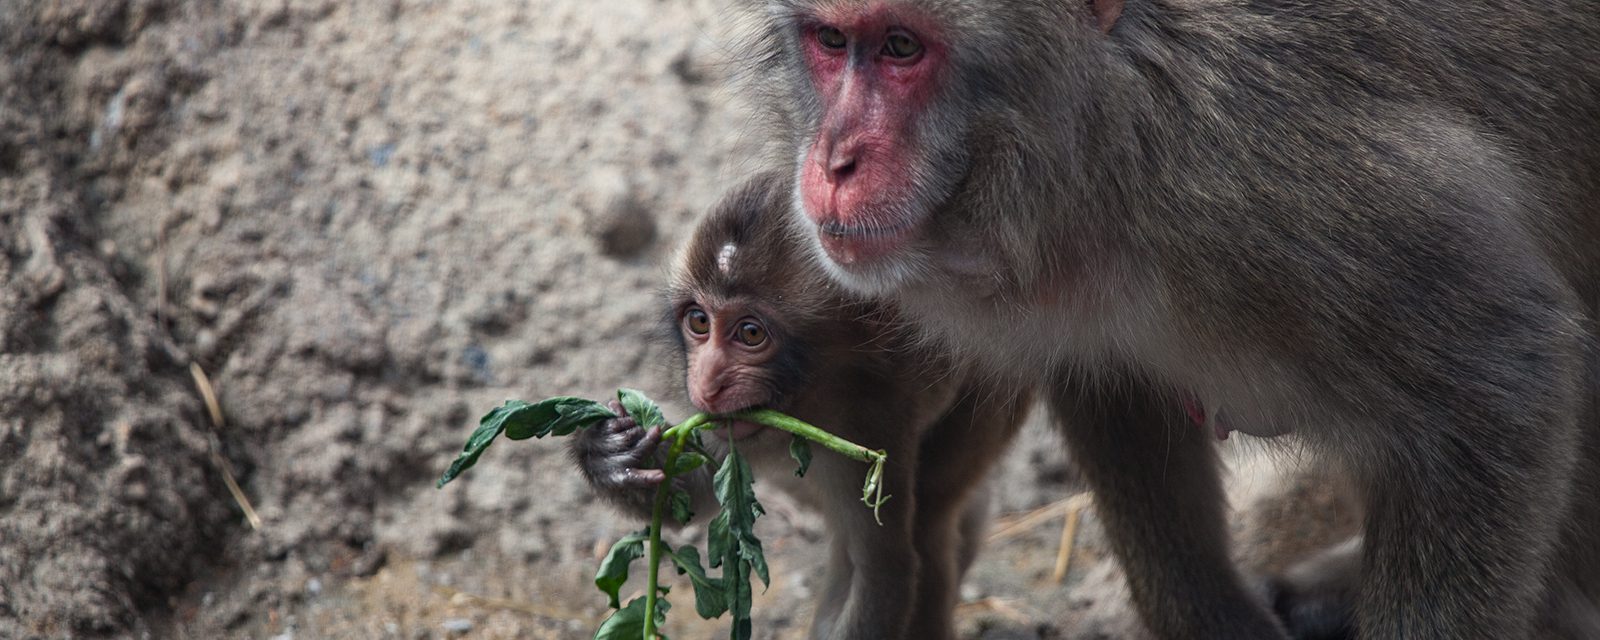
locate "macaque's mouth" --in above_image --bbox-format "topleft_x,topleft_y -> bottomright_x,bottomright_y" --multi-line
816,219 -> 911,266
702,419 -> 765,441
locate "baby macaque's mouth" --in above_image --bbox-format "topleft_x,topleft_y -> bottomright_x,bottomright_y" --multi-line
703,419 -> 765,441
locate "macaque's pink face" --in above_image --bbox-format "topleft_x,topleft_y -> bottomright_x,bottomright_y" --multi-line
679,301 -> 780,439
796,4 -> 947,272
681,302 -> 775,413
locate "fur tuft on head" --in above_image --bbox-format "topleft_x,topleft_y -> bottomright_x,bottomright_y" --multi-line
667,169 -> 841,326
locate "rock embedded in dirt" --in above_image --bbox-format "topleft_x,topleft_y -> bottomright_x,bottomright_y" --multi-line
580,165 -> 658,258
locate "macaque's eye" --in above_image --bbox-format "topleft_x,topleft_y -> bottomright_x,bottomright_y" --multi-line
882,31 -> 922,58
816,26 -> 847,50
685,307 -> 711,335
737,320 -> 767,347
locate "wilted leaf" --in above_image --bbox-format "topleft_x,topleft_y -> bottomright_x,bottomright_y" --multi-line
619,388 -> 667,430
667,451 -> 708,477
439,398 -> 616,488
436,401 -> 520,487
594,595 -> 669,640
666,545 -> 727,619
708,448 -> 767,640
549,398 -> 620,437
860,455 -> 892,525
669,488 -> 694,526
725,558 -> 753,640
788,435 -> 811,478
504,396 -> 614,440
595,530 -> 650,609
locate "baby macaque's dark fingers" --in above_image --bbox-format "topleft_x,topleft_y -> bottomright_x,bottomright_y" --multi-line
603,411 -> 637,432
622,426 -> 663,464
589,417 -> 639,454
613,419 -> 649,451
605,467 -> 666,490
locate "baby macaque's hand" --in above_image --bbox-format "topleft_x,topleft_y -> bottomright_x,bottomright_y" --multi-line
573,400 -> 666,492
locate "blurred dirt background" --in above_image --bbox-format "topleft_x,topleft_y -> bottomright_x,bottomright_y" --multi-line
0,1 -> 1357,638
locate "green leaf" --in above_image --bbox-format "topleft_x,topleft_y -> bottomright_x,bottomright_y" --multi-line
668,488 -> 694,526
550,399 -> 619,437
666,545 -> 727,619
594,530 -> 650,609
726,559 -> 753,640
436,402 -> 517,488
618,388 -> 667,430
504,396 -> 615,440
666,451 -> 708,477
593,594 -> 669,640
438,397 -> 617,488
708,448 -> 767,640
788,435 -> 812,478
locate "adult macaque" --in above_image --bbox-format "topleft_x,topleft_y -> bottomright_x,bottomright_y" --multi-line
748,1 -> 1600,638
572,171 -> 1031,640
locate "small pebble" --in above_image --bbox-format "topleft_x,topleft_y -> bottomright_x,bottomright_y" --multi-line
442,618 -> 473,634
580,167 -> 656,258
305,578 -> 322,596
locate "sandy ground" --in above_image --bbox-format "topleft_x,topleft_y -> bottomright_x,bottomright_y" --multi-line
0,1 -> 1356,638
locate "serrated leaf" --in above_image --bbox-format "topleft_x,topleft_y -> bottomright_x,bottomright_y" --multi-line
594,530 -> 650,609
593,595 -> 669,640
657,595 -> 672,630
728,558 -> 753,640
666,545 -> 727,619
669,488 -> 694,526
505,396 -> 615,440
788,435 -> 812,478
491,398 -> 557,440
618,388 -> 667,430
708,448 -> 767,640
439,398 -> 617,488
550,399 -> 619,437
436,401 -> 520,488
666,451 -> 708,477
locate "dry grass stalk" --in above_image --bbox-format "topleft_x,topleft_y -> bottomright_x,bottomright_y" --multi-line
190,362 -> 264,530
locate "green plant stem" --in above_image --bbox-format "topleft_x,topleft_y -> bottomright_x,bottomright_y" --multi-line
641,410 -> 887,637
661,413 -> 712,442
727,409 -> 886,464
642,422 -> 693,640
729,409 -> 890,523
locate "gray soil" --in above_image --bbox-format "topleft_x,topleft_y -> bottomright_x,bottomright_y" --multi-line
0,1 -> 1356,638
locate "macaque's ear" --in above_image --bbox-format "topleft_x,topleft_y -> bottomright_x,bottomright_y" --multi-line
1089,0 -> 1124,34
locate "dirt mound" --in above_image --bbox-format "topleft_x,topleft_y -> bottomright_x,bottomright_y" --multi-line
0,3 -> 229,636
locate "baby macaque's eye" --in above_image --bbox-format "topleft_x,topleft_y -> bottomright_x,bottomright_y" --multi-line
737,320 -> 767,346
685,307 -> 711,335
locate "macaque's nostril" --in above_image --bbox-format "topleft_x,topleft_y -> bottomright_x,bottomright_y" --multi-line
829,156 -> 857,182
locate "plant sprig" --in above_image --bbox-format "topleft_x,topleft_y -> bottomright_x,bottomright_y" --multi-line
437,389 -> 889,640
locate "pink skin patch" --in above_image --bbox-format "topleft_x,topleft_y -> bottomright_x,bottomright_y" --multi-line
683,303 -> 777,441
798,5 -> 945,266
1181,396 -> 1232,440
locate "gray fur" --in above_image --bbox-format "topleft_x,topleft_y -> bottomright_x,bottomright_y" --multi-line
750,1 -> 1600,638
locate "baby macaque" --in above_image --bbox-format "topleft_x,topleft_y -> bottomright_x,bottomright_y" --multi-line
572,170 -> 1032,640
